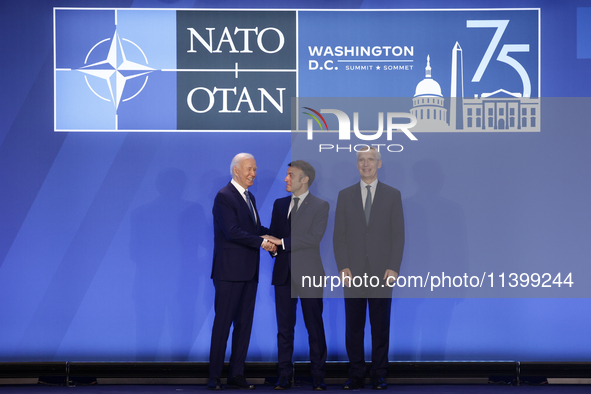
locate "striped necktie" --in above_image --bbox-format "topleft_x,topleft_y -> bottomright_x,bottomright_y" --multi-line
245,190 -> 256,223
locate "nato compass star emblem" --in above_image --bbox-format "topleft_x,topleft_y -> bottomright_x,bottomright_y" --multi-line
79,30 -> 154,109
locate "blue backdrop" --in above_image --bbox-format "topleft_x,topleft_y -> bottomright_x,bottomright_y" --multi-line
1,0 -> 591,363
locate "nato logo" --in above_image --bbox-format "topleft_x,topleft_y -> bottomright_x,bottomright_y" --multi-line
54,9 -> 296,131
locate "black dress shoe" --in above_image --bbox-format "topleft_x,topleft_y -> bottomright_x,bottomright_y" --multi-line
372,376 -> 387,390
342,377 -> 364,390
274,375 -> 292,390
208,378 -> 224,390
313,377 -> 326,390
227,375 -> 256,390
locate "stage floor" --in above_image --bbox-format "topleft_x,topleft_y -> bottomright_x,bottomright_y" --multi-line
2,384 -> 591,393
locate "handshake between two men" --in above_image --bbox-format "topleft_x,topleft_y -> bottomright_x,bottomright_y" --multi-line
260,235 -> 282,253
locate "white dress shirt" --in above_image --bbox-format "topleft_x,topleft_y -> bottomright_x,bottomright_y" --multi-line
231,178 -> 257,223
232,179 -> 265,248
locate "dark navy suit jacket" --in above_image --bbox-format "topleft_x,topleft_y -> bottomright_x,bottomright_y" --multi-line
333,181 -> 405,282
211,182 -> 268,282
269,194 -> 329,291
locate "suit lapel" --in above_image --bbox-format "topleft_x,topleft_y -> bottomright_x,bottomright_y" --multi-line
229,182 -> 258,227
250,192 -> 260,226
279,197 -> 291,236
367,181 -> 385,227
291,194 -> 310,227
351,184 -> 367,228
280,196 -> 291,218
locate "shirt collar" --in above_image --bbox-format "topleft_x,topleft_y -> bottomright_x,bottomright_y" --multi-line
360,179 -> 378,190
231,179 -> 248,196
292,190 -> 309,203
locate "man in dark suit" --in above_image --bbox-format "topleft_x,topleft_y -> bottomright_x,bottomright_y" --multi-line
266,161 -> 329,391
333,147 -> 405,390
208,153 -> 277,390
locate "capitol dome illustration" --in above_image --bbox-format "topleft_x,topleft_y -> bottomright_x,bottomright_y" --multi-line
411,55 -> 448,130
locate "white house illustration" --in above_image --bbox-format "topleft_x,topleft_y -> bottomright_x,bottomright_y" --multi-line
463,89 -> 540,131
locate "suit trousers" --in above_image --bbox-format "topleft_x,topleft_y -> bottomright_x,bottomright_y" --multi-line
209,278 -> 258,379
274,281 -> 327,379
344,296 -> 392,379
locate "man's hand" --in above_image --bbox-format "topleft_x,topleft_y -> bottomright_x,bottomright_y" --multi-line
340,268 -> 353,287
383,269 -> 398,287
260,237 -> 277,253
262,235 -> 282,246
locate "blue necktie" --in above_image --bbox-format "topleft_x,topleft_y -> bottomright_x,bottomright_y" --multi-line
245,191 -> 256,223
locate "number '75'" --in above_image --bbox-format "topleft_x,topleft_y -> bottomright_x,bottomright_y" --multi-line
467,20 -> 531,98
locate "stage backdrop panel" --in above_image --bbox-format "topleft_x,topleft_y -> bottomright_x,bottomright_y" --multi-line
0,0 -> 590,362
